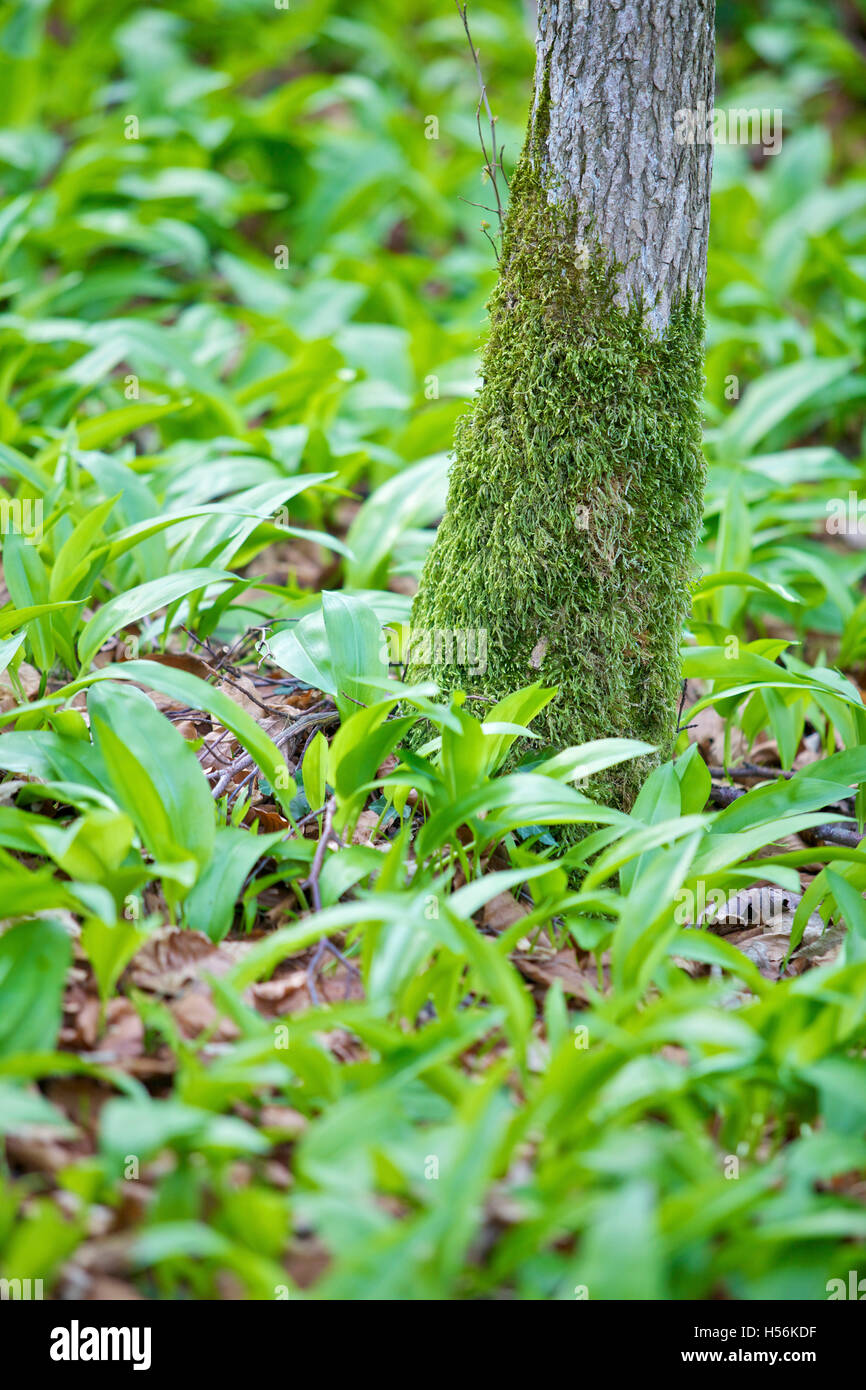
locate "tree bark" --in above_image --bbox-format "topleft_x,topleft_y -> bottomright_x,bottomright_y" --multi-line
532,0 -> 715,335
409,0 -> 716,808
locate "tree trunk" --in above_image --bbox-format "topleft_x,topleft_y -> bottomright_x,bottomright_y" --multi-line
409,0 -> 716,806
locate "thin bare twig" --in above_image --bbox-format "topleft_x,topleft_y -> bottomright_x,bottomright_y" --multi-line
179,625 -> 291,717
210,709 -> 338,800
300,798 -> 359,1006
708,783 -> 862,848
454,0 -> 507,256
708,763 -> 795,784
675,679 -> 698,735
304,797 -> 336,915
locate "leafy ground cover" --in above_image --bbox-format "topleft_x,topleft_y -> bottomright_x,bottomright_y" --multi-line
1,0 -> 866,1300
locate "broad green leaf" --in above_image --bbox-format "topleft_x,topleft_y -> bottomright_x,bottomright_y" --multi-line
302,730 -> 329,822
87,682 -> 215,884
184,827 -> 286,942
77,567 -> 236,670
0,919 -> 71,1057
81,915 -> 151,1006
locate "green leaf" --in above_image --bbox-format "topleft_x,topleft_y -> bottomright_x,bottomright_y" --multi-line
0,1083 -> 75,1137
269,592 -> 388,721
0,600 -> 82,639
302,730 -> 329,822
0,661 -> 298,818
669,928 -> 769,996
345,452 -> 449,588
36,398 -> 192,467
672,743 -> 712,817
536,738 -> 656,784
87,682 -> 215,885
81,915 -> 151,1006
826,871 -> 866,965
184,827 -> 286,942
77,567 -> 237,671
716,357 -> 854,456
100,1097 -> 267,1168
49,496 -> 119,601
0,919 -> 71,1057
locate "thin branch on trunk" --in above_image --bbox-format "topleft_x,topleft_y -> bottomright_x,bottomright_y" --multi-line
455,1 -> 507,254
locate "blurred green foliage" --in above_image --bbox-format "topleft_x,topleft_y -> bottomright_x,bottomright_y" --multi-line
1,0 -> 866,1302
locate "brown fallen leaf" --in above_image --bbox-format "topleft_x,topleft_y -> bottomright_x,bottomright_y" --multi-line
6,1127 -> 83,1176
250,971 -> 307,1015
244,804 -> 289,833
351,809 -> 384,845
129,651 -> 212,679
263,1159 -> 293,1190
281,686 -> 325,712
59,1233 -> 135,1282
122,1053 -> 178,1079
724,927 -> 805,979
389,575 -> 418,597
175,719 -> 203,741
482,892 -> 529,934
790,923 -> 846,968
248,538 -> 331,591
128,928 -> 250,996
285,1236 -> 331,1289
513,948 -> 603,1003
43,1076 -> 113,1142
82,1276 -> 146,1301
63,996 -> 144,1058
170,988 -> 240,1041
96,998 -> 146,1058
707,886 -> 821,935
0,661 -> 41,711
250,959 -> 364,1016
258,1105 -> 307,1138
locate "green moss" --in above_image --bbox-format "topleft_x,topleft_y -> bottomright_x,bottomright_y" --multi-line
408,92 -> 706,809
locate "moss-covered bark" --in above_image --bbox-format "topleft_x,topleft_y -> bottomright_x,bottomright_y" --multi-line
409,41 -> 710,807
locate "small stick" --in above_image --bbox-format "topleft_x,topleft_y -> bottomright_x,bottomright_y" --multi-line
210,710 -> 338,800
707,763 -> 794,783
300,799 -> 359,1005
707,783 -> 862,848
454,1 -> 507,250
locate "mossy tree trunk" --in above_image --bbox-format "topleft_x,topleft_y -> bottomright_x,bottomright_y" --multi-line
409,0 -> 716,806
